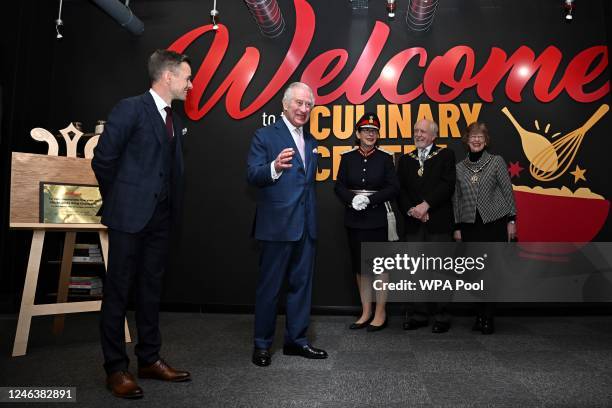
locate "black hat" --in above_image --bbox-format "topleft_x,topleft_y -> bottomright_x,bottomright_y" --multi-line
356,113 -> 380,130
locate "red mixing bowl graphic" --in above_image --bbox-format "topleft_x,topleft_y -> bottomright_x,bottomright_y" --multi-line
513,186 -> 610,256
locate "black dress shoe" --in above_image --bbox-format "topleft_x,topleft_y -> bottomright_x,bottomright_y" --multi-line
431,321 -> 450,333
403,319 -> 428,330
283,344 -> 328,359
252,348 -> 271,367
472,315 -> 483,331
349,317 -> 373,330
480,317 -> 494,335
366,318 -> 387,332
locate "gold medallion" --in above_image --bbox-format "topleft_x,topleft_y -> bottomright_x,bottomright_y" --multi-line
417,167 -> 424,177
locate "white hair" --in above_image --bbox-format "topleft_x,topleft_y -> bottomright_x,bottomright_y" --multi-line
429,120 -> 439,136
417,119 -> 439,137
282,82 -> 314,107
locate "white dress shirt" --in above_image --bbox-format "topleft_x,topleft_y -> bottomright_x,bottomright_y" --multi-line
270,115 -> 305,179
149,89 -> 173,136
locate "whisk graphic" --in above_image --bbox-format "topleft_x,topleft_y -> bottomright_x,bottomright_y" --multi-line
502,104 -> 609,182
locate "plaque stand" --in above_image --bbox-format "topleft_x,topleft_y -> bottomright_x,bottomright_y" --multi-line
10,124 -> 131,357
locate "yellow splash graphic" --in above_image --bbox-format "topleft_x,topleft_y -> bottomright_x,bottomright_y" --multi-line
502,104 -> 609,182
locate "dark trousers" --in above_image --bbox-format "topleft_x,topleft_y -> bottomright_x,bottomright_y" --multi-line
100,199 -> 170,375
254,234 -> 316,350
404,223 -> 453,322
346,227 -> 387,275
460,212 -> 507,318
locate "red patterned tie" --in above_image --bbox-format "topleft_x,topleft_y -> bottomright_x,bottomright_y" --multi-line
164,107 -> 174,139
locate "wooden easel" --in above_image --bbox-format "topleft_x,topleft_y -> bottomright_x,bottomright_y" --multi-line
10,124 -> 131,357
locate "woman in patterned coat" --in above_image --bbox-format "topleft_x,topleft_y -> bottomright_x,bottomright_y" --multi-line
452,122 -> 517,334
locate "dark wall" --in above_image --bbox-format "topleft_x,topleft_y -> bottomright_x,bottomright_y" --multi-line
1,1 -> 60,311
1,0 -> 611,311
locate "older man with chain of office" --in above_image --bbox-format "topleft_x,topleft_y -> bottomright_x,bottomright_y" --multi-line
396,119 -> 456,333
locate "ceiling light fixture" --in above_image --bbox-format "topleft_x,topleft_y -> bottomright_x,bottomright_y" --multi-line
211,0 -> 219,30
386,0 -> 397,19
564,0 -> 574,22
55,0 -> 64,39
406,0 -> 439,32
243,0 -> 285,38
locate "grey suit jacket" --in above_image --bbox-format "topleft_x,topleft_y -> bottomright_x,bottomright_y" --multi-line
453,150 -> 516,224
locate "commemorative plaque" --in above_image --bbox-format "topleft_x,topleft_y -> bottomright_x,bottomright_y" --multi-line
40,182 -> 102,223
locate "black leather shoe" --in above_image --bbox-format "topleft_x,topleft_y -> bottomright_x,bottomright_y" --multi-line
431,321 -> 450,333
403,319 -> 428,330
472,315 -> 483,331
366,318 -> 387,332
349,317 -> 373,330
480,317 -> 494,335
283,344 -> 328,359
252,348 -> 271,367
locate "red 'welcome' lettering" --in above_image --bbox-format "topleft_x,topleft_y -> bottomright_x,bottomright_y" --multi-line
168,0 -> 315,119
169,0 -> 609,121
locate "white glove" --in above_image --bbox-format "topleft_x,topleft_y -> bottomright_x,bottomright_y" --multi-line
360,195 -> 370,210
351,195 -> 370,211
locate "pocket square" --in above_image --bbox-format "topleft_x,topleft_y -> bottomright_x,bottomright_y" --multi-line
182,128 -> 188,135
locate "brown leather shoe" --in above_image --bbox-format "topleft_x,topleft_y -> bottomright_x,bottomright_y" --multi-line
138,359 -> 191,382
106,371 -> 143,399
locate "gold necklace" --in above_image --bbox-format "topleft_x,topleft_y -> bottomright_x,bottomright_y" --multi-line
408,148 -> 441,177
463,155 -> 493,183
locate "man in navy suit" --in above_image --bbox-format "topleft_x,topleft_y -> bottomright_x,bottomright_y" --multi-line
247,82 -> 328,367
92,49 -> 191,398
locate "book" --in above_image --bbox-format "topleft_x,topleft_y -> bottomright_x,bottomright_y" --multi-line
74,243 -> 99,250
73,248 -> 101,256
70,277 -> 103,289
72,256 -> 104,263
69,282 -> 103,289
69,287 -> 103,296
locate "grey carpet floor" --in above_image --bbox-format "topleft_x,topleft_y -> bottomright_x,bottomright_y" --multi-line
1,313 -> 612,407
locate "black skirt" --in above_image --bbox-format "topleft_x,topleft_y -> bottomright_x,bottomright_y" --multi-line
346,227 -> 387,275
460,211 -> 507,242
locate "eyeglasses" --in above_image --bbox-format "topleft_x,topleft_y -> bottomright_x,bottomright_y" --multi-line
468,134 -> 485,140
293,99 -> 313,109
359,128 -> 379,135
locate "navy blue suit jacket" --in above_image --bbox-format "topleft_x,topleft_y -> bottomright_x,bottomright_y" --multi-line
92,92 -> 185,233
247,119 -> 318,241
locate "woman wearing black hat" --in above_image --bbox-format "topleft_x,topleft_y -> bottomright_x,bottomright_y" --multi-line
334,113 -> 400,332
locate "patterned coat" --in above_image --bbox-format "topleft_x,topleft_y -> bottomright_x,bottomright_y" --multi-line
453,150 -> 516,224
